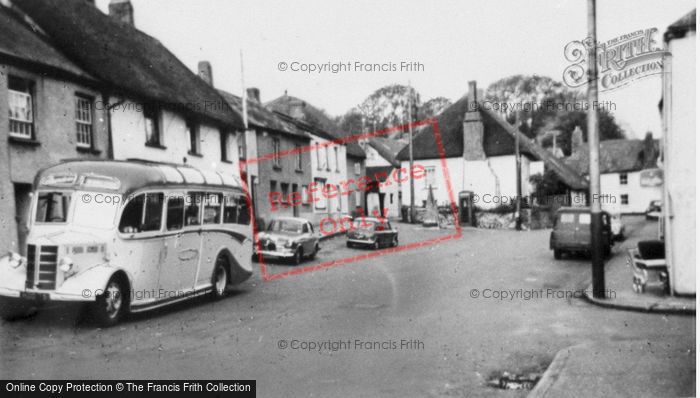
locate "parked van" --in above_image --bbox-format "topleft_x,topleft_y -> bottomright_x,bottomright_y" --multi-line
0,160 -> 254,325
550,207 -> 613,260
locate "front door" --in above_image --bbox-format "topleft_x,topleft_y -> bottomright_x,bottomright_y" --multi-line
160,193 -> 202,297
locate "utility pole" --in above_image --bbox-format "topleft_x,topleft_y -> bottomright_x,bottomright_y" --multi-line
515,116 -> 522,231
408,82 -> 415,223
587,0 -> 605,298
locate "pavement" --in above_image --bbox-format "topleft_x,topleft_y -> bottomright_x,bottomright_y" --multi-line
582,216 -> 695,314
1,220 -> 694,397
530,216 -> 696,398
530,340 -> 695,398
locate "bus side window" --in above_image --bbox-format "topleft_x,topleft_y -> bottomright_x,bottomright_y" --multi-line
237,195 -> 250,225
119,194 -> 144,233
203,193 -> 222,224
166,195 -> 185,231
223,194 -> 238,224
185,192 -> 201,227
142,193 -> 164,231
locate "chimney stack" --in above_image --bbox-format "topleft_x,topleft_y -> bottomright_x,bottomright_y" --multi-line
108,0 -> 134,26
246,88 -> 261,103
462,81 -> 486,160
642,131 -> 657,168
197,61 -> 213,86
571,125 -> 584,154
289,99 -> 305,120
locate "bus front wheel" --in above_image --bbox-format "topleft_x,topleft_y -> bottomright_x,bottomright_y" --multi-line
91,275 -> 128,327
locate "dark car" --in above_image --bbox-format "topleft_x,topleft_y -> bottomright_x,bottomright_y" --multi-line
550,207 -> 613,259
346,217 -> 398,249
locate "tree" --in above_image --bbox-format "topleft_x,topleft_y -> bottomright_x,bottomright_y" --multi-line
485,75 -> 625,155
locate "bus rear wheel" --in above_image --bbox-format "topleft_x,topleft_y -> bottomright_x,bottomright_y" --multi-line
211,256 -> 230,300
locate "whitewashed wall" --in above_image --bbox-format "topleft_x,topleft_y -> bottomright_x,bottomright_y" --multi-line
109,98 -> 241,178
308,135 -> 348,215
663,31 -> 696,295
600,172 -> 661,214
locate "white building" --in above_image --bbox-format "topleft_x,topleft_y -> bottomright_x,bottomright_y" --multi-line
661,9 -> 696,295
266,95 -> 350,222
19,0 -> 246,181
396,82 -> 546,212
564,130 -> 662,215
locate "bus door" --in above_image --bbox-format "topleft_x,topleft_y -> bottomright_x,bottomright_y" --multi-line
160,192 -> 202,295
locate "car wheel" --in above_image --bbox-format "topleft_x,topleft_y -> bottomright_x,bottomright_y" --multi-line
346,242 -> 353,248
211,256 -> 229,300
554,249 -> 562,260
91,275 -> 128,327
293,248 -> 303,265
392,236 -> 399,247
310,244 -> 319,259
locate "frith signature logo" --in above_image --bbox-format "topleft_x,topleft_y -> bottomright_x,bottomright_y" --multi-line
563,28 -> 669,91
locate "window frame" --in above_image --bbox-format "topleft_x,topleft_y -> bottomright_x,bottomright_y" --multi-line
8,75 -> 36,140
619,173 -> 628,185
272,138 -> 282,168
187,119 -> 201,155
295,144 -> 303,171
75,94 -> 94,148
621,194 -> 629,205
144,106 -> 162,147
118,192 -> 165,237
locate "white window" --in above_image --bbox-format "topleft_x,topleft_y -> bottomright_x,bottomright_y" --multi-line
295,144 -> 303,170
272,138 -> 281,168
144,107 -> 161,146
187,120 -> 200,154
316,143 -> 322,170
237,133 -> 245,159
301,185 -> 310,204
354,162 -> 361,175
325,145 -> 330,171
355,191 -> 361,207
424,166 -> 436,188
8,77 -> 34,139
334,147 -> 340,172
75,95 -> 93,147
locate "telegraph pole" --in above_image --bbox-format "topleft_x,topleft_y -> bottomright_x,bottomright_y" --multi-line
515,117 -> 522,231
587,0 -> 606,298
408,82 -> 415,223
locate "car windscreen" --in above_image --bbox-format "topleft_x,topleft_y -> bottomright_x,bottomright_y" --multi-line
558,213 -> 575,224
353,220 -> 376,230
35,191 -> 71,223
268,220 -> 304,233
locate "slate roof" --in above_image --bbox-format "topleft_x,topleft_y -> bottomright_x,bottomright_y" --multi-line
218,90 -> 309,141
266,94 -> 365,159
18,0 -> 244,129
0,5 -> 94,82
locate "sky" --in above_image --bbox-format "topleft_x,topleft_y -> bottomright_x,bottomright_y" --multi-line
96,0 -> 695,139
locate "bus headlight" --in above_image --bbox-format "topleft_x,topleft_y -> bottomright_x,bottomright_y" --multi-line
7,252 -> 25,269
59,257 -> 74,273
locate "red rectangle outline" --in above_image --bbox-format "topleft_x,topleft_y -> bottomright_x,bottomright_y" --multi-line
239,118 -> 462,281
